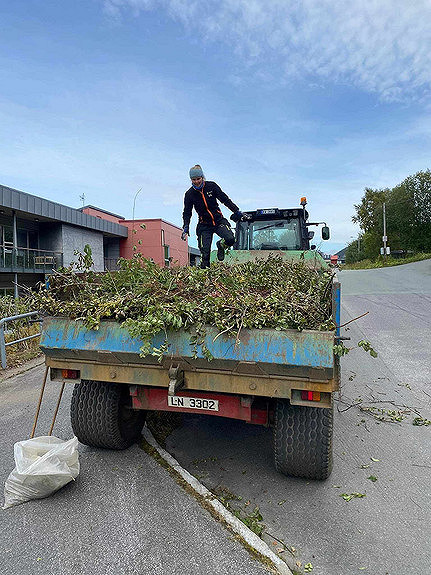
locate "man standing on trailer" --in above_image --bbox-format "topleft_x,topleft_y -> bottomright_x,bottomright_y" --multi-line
181,165 -> 244,268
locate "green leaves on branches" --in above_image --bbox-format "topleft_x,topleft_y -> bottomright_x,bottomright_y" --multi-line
30,254 -> 335,361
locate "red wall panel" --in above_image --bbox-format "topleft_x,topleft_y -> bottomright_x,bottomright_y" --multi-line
120,219 -> 188,267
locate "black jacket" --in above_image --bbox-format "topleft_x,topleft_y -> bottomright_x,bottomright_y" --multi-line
182,181 -> 239,228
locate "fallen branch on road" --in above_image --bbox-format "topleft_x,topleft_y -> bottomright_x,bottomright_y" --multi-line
335,396 -> 427,424
338,311 -> 369,329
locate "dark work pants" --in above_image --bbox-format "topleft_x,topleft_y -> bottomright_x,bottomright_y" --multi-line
197,218 -> 235,268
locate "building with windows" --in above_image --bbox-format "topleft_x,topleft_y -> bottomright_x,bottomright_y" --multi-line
80,208 -> 188,268
334,247 -> 346,264
0,184 -> 128,296
116,218 -> 187,267
122,222 -> 198,267
0,185 -> 190,296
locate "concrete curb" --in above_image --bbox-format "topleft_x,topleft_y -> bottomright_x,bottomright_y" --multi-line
0,356 -> 45,383
143,427 -> 293,575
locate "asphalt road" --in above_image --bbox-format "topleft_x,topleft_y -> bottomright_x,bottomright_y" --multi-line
0,364 -> 272,575
164,259 -> 431,575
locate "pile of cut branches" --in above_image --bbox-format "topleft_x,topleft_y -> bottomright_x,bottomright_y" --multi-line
29,253 -> 335,360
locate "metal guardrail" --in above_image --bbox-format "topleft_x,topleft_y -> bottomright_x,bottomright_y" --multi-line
0,312 -> 41,369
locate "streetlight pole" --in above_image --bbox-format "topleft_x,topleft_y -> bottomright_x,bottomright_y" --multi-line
132,188 -> 142,231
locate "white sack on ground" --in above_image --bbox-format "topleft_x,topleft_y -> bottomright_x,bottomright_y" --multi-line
2,436 -> 79,509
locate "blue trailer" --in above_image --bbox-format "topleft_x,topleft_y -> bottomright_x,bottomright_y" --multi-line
41,277 -> 340,480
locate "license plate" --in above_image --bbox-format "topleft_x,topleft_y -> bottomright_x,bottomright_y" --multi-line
167,395 -> 219,411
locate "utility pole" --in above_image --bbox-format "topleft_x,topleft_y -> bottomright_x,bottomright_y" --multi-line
79,193 -> 85,207
382,202 -> 387,260
357,235 -> 361,254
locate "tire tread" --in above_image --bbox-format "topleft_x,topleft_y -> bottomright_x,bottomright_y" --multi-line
273,400 -> 333,480
71,380 -> 146,449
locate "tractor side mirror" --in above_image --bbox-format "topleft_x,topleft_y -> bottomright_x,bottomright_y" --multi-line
322,226 -> 330,240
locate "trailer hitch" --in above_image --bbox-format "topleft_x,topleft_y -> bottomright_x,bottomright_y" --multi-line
168,364 -> 185,396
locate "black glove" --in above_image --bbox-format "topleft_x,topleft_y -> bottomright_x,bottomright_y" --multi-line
181,227 -> 189,241
230,210 -> 244,223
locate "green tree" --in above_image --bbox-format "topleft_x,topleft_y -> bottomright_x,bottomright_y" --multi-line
385,184 -> 411,250
352,170 -> 431,258
352,188 -> 388,233
345,241 -> 359,264
361,231 -> 381,259
389,170 -> 431,252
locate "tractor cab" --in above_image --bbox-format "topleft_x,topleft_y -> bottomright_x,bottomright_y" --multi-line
234,198 -> 329,251
215,198 -> 330,266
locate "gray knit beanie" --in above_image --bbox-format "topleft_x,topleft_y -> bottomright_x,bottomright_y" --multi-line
189,165 -> 204,179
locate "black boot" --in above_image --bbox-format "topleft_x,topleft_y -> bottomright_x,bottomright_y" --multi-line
216,240 -> 226,261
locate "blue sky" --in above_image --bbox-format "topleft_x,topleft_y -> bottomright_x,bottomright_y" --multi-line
1,0 -> 430,253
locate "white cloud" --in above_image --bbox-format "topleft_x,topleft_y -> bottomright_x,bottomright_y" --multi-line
103,0 -> 431,101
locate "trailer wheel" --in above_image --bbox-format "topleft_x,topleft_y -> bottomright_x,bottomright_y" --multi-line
71,380 -> 146,449
273,400 -> 333,480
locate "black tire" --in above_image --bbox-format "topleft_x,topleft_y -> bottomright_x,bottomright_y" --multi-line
70,380 -> 146,449
273,400 -> 333,480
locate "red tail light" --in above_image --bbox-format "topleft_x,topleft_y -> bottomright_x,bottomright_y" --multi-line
301,390 -> 321,401
62,369 -> 79,379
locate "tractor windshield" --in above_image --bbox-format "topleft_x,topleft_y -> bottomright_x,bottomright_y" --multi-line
236,219 -> 302,250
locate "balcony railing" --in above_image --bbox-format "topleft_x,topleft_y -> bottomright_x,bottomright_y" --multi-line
0,245 -> 63,272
